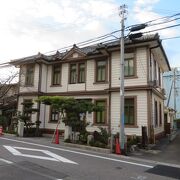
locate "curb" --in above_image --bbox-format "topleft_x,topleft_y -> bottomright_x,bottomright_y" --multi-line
2,133 -> 17,137
64,143 -> 111,154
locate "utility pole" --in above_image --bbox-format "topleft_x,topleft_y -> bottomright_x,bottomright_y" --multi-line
173,68 -> 177,118
119,4 -> 127,153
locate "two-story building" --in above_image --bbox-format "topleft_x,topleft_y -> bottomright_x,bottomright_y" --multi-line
10,33 -> 170,142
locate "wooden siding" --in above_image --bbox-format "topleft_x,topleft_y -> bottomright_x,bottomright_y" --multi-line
68,83 -> 86,91
46,64 -> 68,92
19,64 -> 39,93
111,91 -> 148,136
40,94 -> 109,131
111,48 -> 148,87
152,93 -> 164,135
86,60 -> 109,91
18,96 -> 38,124
41,64 -> 48,92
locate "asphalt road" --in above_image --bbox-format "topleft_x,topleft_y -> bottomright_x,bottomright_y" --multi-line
0,135 -> 180,180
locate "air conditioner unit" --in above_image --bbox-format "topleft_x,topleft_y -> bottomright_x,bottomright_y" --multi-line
161,88 -> 166,95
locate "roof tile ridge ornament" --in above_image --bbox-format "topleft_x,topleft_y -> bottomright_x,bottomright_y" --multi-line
36,52 -> 49,61
37,52 -> 43,58
71,43 -> 87,55
73,44 -> 77,48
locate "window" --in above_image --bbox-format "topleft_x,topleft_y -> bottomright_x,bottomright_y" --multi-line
124,58 -> 134,76
125,98 -> 135,125
159,102 -> 162,125
95,100 -> 106,124
52,65 -> 61,85
158,67 -> 161,86
154,59 -> 157,80
25,64 -> 34,86
69,63 -> 85,84
50,107 -> 59,122
96,60 -> 107,82
154,100 -> 158,127
78,63 -> 85,83
70,64 -> 77,84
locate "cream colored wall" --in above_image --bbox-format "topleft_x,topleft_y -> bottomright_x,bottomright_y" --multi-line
46,63 -> 86,92
111,91 -> 148,136
41,94 -> 109,131
86,60 -> 109,91
152,93 -> 164,135
111,47 -> 148,87
18,96 -> 38,123
41,64 -> 48,92
19,64 -> 39,92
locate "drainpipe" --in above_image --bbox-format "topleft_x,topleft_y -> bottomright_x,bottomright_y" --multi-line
36,60 -> 42,135
149,44 -> 160,143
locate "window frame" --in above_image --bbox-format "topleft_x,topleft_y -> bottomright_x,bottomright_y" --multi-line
154,100 -> 158,127
124,58 -> 135,77
94,99 -> 107,125
52,64 -> 61,86
95,59 -> 107,83
69,62 -> 86,84
49,106 -> 59,123
124,97 -> 137,127
25,64 -> 34,86
78,63 -> 85,83
159,102 -> 162,126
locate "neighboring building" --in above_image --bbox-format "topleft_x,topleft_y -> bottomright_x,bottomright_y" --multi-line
0,83 -> 18,129
10,33 -> 170,142
164,106 -> 176,135
163,69 -> 180,119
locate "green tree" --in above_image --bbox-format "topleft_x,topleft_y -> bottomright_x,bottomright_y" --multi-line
19,100 -> 39,136
38,96 -> 103,141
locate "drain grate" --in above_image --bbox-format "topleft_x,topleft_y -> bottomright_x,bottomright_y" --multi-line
146,165 -> 180,179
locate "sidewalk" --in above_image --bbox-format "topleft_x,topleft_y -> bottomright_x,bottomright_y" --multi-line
129,130 -> 180,165
3,130 -> 180,165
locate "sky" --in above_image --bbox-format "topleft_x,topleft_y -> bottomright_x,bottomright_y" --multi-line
0,0 -> 180,74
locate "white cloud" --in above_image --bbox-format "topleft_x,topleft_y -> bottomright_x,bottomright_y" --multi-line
132,0 -> 178,38
0,0 -> 119,63
132,0 -> 180,67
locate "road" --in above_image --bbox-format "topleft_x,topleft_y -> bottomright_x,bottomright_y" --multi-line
0,135 -> 180,180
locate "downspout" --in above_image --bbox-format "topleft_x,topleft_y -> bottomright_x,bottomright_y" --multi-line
16,65 -> 21,120
36,60 -> 42,135
149,45 -> 160,143
108,52 -> 112,134
44,64 -> 48,129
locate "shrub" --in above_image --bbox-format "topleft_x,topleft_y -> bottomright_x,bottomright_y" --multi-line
89,128 -> 110,148
64,138 -> 72,143
79,131 -> 89,144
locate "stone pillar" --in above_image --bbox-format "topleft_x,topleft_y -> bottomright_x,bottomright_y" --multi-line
18,121 -> 24,137
64,125 -> 72,140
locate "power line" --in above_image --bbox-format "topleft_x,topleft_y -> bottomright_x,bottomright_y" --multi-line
149,17 -> 180,27
142,23 -> 180,34
44,13 -> 180,55
162,36 -> 180,40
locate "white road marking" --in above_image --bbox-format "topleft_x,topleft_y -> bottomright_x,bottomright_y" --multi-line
0,158 -> 13,164
1,137 -> 153,168
130,175 -> 147,180
4,145 -> 77,164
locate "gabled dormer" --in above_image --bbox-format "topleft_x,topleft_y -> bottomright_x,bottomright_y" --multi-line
62,44 -> 86,60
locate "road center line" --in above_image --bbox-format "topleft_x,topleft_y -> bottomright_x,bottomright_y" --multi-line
1,137 -> 153,168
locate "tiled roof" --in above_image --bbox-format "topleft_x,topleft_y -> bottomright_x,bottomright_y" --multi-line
10,33 -> 160,64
